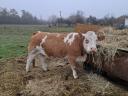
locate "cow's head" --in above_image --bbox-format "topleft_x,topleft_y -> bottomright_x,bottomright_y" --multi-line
82,31 -> 98,53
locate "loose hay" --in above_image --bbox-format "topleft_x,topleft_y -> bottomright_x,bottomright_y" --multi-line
105,29 -> 128,49
25,75 -> 90,96
0,72 -> 24,96
92,44 -> 118,70
0,59 -> 26,96
92,28 -> 128,71
0,56 -> 127,96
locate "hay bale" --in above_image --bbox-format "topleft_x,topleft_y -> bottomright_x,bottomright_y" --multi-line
75,23 -> 100,32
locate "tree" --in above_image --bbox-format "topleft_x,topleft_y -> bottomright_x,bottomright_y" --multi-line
0,8 -> 45,24
0,8 -> 10,24
86,16 -> 97,24
9,9 -> 20,24
21,10 -> 34,24
68,10 -> 85,24
48,15 -> 57,26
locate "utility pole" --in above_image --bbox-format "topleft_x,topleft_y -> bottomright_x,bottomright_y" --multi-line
59,11 -> 62,19
59,11 -> 62,27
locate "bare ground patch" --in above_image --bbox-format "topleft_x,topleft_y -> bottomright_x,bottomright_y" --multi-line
0,57 -> 128,96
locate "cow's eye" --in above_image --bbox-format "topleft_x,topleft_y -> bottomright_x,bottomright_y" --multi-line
85,39 -> 89,44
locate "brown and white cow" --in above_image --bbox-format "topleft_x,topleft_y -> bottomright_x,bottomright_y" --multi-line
26,31 -> 98,79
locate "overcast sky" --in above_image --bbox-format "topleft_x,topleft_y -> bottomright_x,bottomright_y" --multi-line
0,0 -> 128,19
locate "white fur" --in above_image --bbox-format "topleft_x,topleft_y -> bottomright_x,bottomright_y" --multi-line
26,47 -> 41,72
26,46 -> 48,72
36,46 -> 47,56
38,54 -> 48,71
37,31 -> 41,33
76,54 -> 87,62
64,33 -> 78,45
82,31 -> 97,53
71,65 -> 78,79
40,35 -> 47,46
56,34 -> 60,37
26,53 -> 36,72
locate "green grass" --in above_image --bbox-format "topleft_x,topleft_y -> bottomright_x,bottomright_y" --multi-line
0,25 -> 73,59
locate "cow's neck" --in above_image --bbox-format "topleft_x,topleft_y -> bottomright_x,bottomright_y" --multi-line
78,33 -> 86,56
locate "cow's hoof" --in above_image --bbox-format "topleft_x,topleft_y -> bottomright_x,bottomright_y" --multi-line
33,66 -> 38,68
26,70 -> 30,73
74,76 -> 79,79
43,69 -> 49,72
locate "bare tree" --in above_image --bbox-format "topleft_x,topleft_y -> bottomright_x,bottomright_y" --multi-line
48,15 -> 57,26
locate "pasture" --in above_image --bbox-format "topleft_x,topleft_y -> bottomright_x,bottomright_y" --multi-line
0,25 -> 73,59
0,25 -> 128,96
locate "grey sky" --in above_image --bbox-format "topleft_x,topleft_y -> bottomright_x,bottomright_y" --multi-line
0,0 -> 128,19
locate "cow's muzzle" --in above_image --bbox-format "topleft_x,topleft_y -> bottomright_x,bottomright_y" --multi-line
91,48 -> 97,53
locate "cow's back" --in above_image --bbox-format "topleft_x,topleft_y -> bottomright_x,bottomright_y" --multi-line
42,33 -> 67,57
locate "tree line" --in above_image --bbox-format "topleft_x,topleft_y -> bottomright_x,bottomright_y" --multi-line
0,8 -> 128,27
0,8 -> 45,24
48,11 -> 128,27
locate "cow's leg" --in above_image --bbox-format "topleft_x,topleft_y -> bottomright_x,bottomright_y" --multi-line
26,53 -> 36,72
71,65 -> 78,79
26,46 -> 47,72
32,59 -> 35,68
38,54 -> 48,71
68,56 -> 78,79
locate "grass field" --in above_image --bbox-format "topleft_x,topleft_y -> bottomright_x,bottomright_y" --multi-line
0,25 -> 74,59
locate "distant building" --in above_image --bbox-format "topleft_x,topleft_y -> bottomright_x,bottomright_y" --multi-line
114,17 -> 128,29
125,18 -> 128,27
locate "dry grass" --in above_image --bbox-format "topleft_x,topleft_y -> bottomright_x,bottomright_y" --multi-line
92,28 -> 128,71
87,73 -> 128,96
103,28 -> 128,49
92,44 -> 118,70
0,59 -> 26,96
0,57 -> 127,96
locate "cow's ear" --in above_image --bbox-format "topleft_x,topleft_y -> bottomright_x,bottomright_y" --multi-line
97,35 -> 105,41
97,31 -> 105,41
97,30 -> 105,41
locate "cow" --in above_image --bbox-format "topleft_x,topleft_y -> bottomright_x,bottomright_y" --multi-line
26,31 -> 98,79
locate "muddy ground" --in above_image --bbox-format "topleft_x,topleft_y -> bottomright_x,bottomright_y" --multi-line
0,57 -> 128,96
